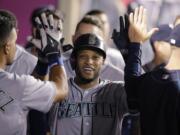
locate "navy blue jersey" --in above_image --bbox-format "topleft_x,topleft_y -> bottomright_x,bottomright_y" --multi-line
125,43 -> 180,135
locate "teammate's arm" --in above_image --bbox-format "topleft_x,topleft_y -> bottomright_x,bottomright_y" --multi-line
30,13 -> 68,102
49,65 -> 68,102
125,6 -> 158,111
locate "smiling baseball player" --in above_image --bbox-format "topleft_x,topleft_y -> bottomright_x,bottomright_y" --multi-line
49,33 -> 128,135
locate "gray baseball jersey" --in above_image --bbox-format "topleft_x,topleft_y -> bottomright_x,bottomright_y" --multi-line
0,69 -> 56,135
5,45 -> 37,75
49,78 -> 128,135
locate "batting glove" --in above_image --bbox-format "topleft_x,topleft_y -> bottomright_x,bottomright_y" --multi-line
31,13 -> 64,67
112,14 -> 130,61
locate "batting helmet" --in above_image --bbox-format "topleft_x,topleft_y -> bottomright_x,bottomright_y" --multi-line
70,33 -> 106,69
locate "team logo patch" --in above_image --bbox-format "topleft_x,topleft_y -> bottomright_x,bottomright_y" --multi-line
0,90 -> 14,112
88,35 -> 96,45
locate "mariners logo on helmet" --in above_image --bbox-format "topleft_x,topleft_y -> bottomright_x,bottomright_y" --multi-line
88,34 -> 96,45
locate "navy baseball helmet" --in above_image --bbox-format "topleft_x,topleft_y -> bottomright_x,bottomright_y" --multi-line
150,24 -> 173,46
70,33 -> 106,69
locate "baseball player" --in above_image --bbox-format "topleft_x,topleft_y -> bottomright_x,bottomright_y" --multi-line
0,9 -> 68,135
49,33 -> 128,135
64,15 -> 124,81
125,6 -> 180,135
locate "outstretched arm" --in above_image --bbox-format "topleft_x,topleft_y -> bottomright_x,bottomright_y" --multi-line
125,6 -> 158,111
31,13 -> 68,102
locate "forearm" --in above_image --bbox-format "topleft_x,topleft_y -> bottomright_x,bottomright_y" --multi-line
31,12 -> 68,102
125,42 -> 142,79
49,64 -> 68,102
125,42 -> 142,111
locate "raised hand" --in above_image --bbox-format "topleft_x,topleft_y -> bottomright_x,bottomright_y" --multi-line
112,15 -> 129,55
112,14 -> 129,49
31,13 -> 63,57
128,6 -> 158,43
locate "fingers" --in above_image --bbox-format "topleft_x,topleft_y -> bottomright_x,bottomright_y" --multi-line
48,14 -> 63,32
34,12 -> 63,43
131,6 -> 145,25
128,6 -> 157,43
137,6 -> 144,25
35,17 -> 43,29
119,16 -> 124,31
129,12 -> 134,25
142,8 -> 147,27
128,6 -> 146,43
35,17 -> 46,39
41,13 -> 49,29
48,14 -> 54,29
129,6 -> 145,24
37,12 -> 63,32
57,19 -> 63,32
133,7 -> 138,23
35,16 -> 47,49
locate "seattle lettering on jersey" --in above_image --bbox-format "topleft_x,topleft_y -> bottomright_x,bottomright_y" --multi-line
58,101 -> 117,119
0,90 -> 14,112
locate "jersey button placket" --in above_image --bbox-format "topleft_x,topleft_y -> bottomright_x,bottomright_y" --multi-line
84,91 -> 89,96
82,90 -> 91,135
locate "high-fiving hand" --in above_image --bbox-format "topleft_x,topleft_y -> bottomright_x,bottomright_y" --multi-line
31,13 -> 63,57
112,14 -> 129,50
128,6 -> 158,43
112,14 -> 129,59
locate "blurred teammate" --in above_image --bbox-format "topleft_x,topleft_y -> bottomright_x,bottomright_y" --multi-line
125,6 -> 180,135
0,9 -> 68,135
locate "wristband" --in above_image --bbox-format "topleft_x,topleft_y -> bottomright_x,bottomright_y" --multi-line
48,54 -> 64,68
35,60 -> 49,76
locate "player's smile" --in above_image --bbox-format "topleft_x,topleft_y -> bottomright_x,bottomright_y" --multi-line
81,65 -> 96,79
82,66 -> 95,74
